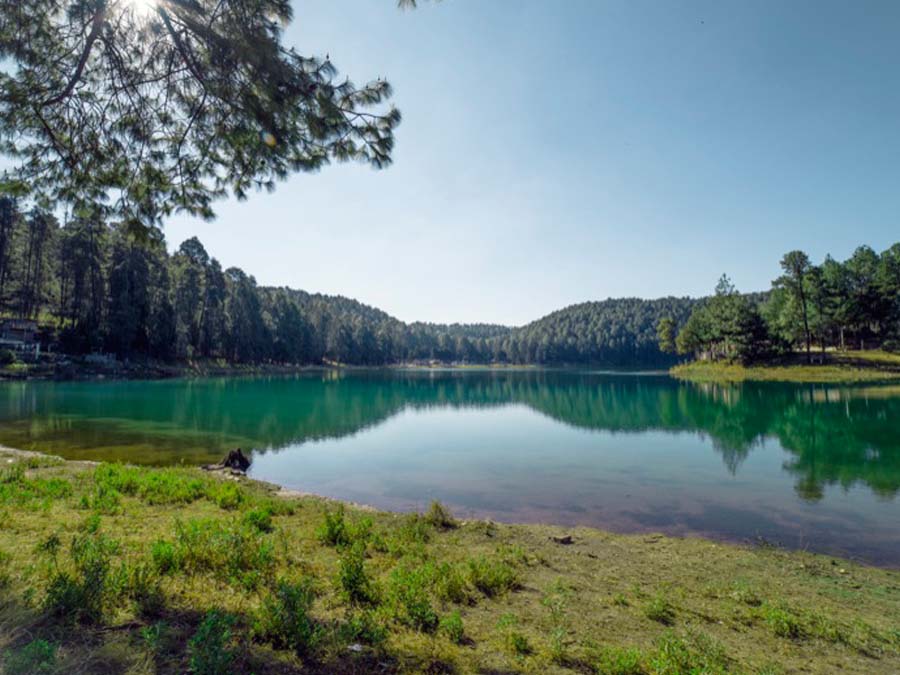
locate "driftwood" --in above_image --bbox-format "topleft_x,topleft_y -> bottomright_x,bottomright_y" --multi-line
203,448 -> 251,474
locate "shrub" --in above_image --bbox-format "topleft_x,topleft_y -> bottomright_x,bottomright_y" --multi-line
424,500 -> 458,529
593,645 -> 646,675
0,349 -> 16,366
341,610 -> 388,646
93,464 -> 207,505
644,593 -> 675,625
439,610 -> 465,644
432,562 -> 473,604
43,532 -> 120,623
173,518 -> 275,590
0,548 -> 11,589
209,482 -> 244,510
649,632 -> 728,675
242,506 -> 274,533
124,561 -> 164,617
763,606 -> 803,639
497,614 -> 531,656
337,542 -> 377,605
397,513 -> 432,544
387,564 -> 438,632
151,540 -> 179,574
254,577 -> 320,656
316,504 -> 349,547
188,611 -> 236,675
141,621 -> 169,655
3,639 -> 56,675
467,555 -> 519,597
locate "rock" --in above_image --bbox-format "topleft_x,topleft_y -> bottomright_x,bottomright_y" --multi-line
551,535 -> 575,545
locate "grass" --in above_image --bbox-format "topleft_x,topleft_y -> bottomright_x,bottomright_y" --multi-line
0,449 -> 899,673
671,349 -> 900,383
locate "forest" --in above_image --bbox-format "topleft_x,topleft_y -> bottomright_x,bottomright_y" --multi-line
668,246 -> 900,365
0,198 -> 897,368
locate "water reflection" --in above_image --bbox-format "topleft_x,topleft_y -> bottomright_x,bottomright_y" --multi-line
0,370 -> 895,504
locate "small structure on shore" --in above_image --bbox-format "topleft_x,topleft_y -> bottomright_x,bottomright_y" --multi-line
0,318 -> 39,356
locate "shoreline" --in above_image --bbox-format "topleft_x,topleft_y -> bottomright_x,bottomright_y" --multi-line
2,447 -> 899,672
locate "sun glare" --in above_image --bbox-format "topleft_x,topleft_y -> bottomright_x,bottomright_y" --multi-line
127,0 -> 158,17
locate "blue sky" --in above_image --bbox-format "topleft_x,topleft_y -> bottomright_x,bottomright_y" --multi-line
166,0 -> 900,326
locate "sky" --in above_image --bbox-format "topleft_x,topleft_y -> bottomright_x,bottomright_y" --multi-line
163,0 -> 900,326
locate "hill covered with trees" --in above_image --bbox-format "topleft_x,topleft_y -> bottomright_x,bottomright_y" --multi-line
1,198 -> 897,369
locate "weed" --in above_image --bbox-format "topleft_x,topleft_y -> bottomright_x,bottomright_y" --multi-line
762,605 -> 803,639
387,564 -> 439,631
592,645 -> 646,675
424,500 -> 458,529
430,561 -> 473,605
396,513 -> 432,544
467,554 -> 519,597
43,531 -> 120,623
0,548 -> 11,589
341,609 -> 388,646
649,631 -> 728,675
124,561 -> 165,617
254,577 -> 320,656
209,481 -> 244,510
188,610 -> 236,675
316,504 -> 349,547
497,613 -> 531,656
612,593 -> 629,607
151,539 -> 179,574
94,464 -> 207,505
439,610 -> 465,644
141,621 -> 169,654
338,541 -> 378,605
242,506 -> 274,533
730,581 -> 762,606
644,592 -> 675,625
3,639 -> 56,675
173,518 -> 275,590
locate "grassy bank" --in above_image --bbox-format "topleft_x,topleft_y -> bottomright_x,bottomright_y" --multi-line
671,350 -> 900,383
1,450 -> 899,674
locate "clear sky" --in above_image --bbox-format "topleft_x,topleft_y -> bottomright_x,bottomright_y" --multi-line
165,0 -> 900,326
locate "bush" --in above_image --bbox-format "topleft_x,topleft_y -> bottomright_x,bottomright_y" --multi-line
337,542 -> 377,605
316,505 -> 349,547
763,606 -> 803,639
341,610 -> 388,646
188,611 -> 236,675
432,562 -> 473,604
3,639 -> 56,675
209,481 -> 244,510
254,577 -> 320,656
497,614 -> 531,656
644,593 -> 675,625
439,610 -> 465,644
424,500 -> 458,529
151,540 -> 179,574
173,518 -> 275,590
0,349 -> 16,366
593,645 -> 646,675
387,564 -> 438,632
0,548 -> 11,589
883,338 -> 900,354
649,632 -> 728,675
43,532 -> 120,623
242,506 -> 274,533
467,555 -> 519,597
124,561 -> 164,617
93,464 -> 207,505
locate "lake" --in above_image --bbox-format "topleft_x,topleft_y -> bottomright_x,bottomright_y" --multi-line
0,369 -> 898,565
